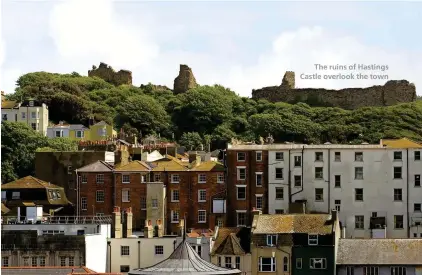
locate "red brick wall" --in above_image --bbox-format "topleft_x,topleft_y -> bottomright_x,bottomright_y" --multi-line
78,172 -> 114,216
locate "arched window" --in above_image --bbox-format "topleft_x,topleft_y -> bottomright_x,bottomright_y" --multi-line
283,256 -> 288,272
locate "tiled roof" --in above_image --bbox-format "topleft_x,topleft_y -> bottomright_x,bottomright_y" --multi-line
77,161 -> 114,172
150,155 -> 188,171
1,100 -> 19,108
336,239 -> 422,265
1,203 -> 10,214
381,138 -> 422,148
2,176 -> 62,189
252,214 -> 334,235
187,228 -> 214,238
190,161 -> 225,172
212,227 -> 251,256
115,161 -> 151,172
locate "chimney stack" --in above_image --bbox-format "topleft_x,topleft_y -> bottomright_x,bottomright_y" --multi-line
113,206 -> 122,239
126,207 -> 133,237
157,219 -> 164,237
179,219 -> 185,238
144,220 -> 153,238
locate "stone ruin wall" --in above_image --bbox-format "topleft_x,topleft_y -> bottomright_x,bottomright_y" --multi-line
88,62 -> 133,86
252,72 -> 417,109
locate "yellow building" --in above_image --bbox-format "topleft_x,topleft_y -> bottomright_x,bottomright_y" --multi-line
47,121 -> 117,141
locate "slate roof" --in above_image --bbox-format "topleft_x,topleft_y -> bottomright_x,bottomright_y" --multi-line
129,240 -> 240,275
251,214 -> 334,235
69,124 -> 89,130
381,138 -> 422,148
190,161 -> 225,172
336,239 -> 422,265
2,176 -> 62,189
115,161 -> 151,172
212,227 -> 251,256
77,160 -> 114,172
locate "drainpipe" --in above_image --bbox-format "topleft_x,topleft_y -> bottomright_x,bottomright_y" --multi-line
328,149 -> 331,213
407,148 -> 410,238
107,241 -> 111,272
138,240 -> 141,268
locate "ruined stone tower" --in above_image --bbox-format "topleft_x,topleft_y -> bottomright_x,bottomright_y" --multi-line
281,71 -> 295,89
88,62 -> 132,86
173,64 -> 198,94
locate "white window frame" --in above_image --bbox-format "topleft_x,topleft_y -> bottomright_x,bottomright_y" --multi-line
171,174 -> 180,183
121,245 -> 130,256
236,210 -> 247,227
310,258 -> 327,269
363,266 -> 379,275
315,188 -> 324,202
31,111 -> 36,119
391,267 -> 406,275
308,234 -> 318,245
256,151 -> 262,161
235,256 -> 240,269
315,152 -> 323,162
154,173 -> 161,182
259,257 -> 276,272
237,167 -> 246,180
355,215 -> 364,229
294,155 -> 302,167
81,197 -> 87,210
275,152 -> 284,161
275,187 -> 284,200
55,130 -> 62,137
237,152 -> 246,161
96,190 -> 105,202
21,112 -> 26,119
275,167 -> 283,180
171,190 -> 179,202
355,152 -> 364,162
198,190 -> 206,202
256,172 -> 263,187
122,174 -> 130,184
96,174 -> 104,184
225,257 -> 232,268
355,167 -> 364,180
335,200 -> 341,212
81,174 -> 87,184
334,152 -> 341,162
415,151 -> 421,161
296,258 -> 302,269
198,210 -> 206,223
198,174 -> 206,183
266,234 -> 277,246
76,130 -> 84,138
394,151 -> 403,161
155,245 -> 164,255
12,191 -> 20,200
256,194 -> 263,210
217,173 -> 224,183
122,189 -> 130,202
236,185 -> 246,200
171,210 -> 179,223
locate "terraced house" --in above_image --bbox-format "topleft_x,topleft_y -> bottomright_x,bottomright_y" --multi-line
250,210 -> 340,275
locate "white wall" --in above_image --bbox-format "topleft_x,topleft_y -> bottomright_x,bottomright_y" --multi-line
85,233 -> 108,273
2,223 -> 111,237
47,127 -> 70,138
186,236 -> 212,262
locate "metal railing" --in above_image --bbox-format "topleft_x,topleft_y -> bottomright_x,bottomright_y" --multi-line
1,215 -> 112,225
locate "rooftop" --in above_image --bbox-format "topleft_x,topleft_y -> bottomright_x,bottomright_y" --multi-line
336,239 -> 422,265
2,176 -> 62,190
77,160 -> 114,173
251,214 -> 335,235
1,267 -> 121,275
190,160 -> 225,172
211,227 -> 251,256
115,160 -> 151,172
380,137 -> 422,148
150,155 -> 188,171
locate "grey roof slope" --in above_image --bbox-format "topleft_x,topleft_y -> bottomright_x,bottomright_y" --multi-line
337,239 -> 422,265
77,160 -> 114,172
129,240 -> 241,275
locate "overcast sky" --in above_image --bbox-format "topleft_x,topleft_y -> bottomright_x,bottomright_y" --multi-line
1,0 -> 421,96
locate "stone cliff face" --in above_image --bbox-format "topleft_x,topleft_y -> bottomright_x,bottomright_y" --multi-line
252,72 -> 417,109
173,64 -> 198,94
88,62 -> 132,86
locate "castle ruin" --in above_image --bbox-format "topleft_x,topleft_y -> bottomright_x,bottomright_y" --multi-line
252,72 -> 417,109
88,62 -> 132,86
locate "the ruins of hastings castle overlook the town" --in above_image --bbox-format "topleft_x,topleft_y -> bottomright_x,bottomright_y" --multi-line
88,62 -> 417,110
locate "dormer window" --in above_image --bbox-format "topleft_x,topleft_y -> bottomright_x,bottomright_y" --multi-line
266,235 -> 277,246
308,234 -> 318,245
29,101 -> 34,107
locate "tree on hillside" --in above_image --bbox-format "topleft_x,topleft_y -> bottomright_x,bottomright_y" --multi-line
179,132 -> 203,150
1,122 -> 77,183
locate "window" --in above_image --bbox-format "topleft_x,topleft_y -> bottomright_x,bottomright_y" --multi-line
335,175 -> 341,187
141,197 -> 146,209
2,257 -> 9,267
391,267 -> 406,275
256,195 -> 263,209
308,234 -> 318,245
237,211 -> 246,226
96,190 -> 104,202
171,174 -> 180,183
217,219 -> 224,227
266,235 -> 277,246
294,156 -> 302,167
237,168 -> 246,180
355,167 -> 364,180
21,112 -> 26,119
296,258 -> 302,269
171,210 -> 179,223
55,130 -> 62,137
237,152 -> 245,161
235,256 -> 240,269
152,199 -> 158,208
315,152 -> 323,161
31,111 -> 36,119
415,151 -> 421,161
96,213 -> 104,217
275,152 -> 284,161
394,215 -> 404,229
1,191 -> 5,200
172,190 -> 179,202
120,245 -> 130,256
31,257 -> 37,267
415,175 -> 421,187
259,257 -> 276,272
122,189 -> 130,202
363,267 -> 379,275
394,151 -> 403,160
31,122 -> 37,130
76,130 -> 84,138
198,174 -> 206,183
414,203 -> 421,212
155,245 -> 164,255
372,212 -> 377,218
120,266 -> 130,272
394,167 -> 402,179
81,174 -> 87,184
335,200 -> 341,212
275,187 -> 284,200
193,245 -> 202,257
334,152 -> 341,161
283,257 -> 288,272
154,173 -> 161,182
96,174 -> 104,184
217,174 -> 224,183
68,257 -> 74,266
198,190 -> 206,202
275,209 -> 284,214
237,186 -> 246,200
394,189 -> 403,201
12,191 -> 20,199
256,151 -> 262,161
23,257 -> 29,266
81,197 -> 87,210
355,188 -> 363,201
225,257 -> 232,268
275,168 -> 283,179
122,174 -> 130,183
39,256 -> 45,267
310,258 -> 327,269
218,257 -> 222,267
315,167 -> 323,179
315,188 -> 324,201
355,215 -> 364,229
346,266 -> 355,275
256,173 -> 263,186
198,210 -> 206,223
60,256 -> 66,266
294,175 -> 302,187
355,152 -> 363,162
